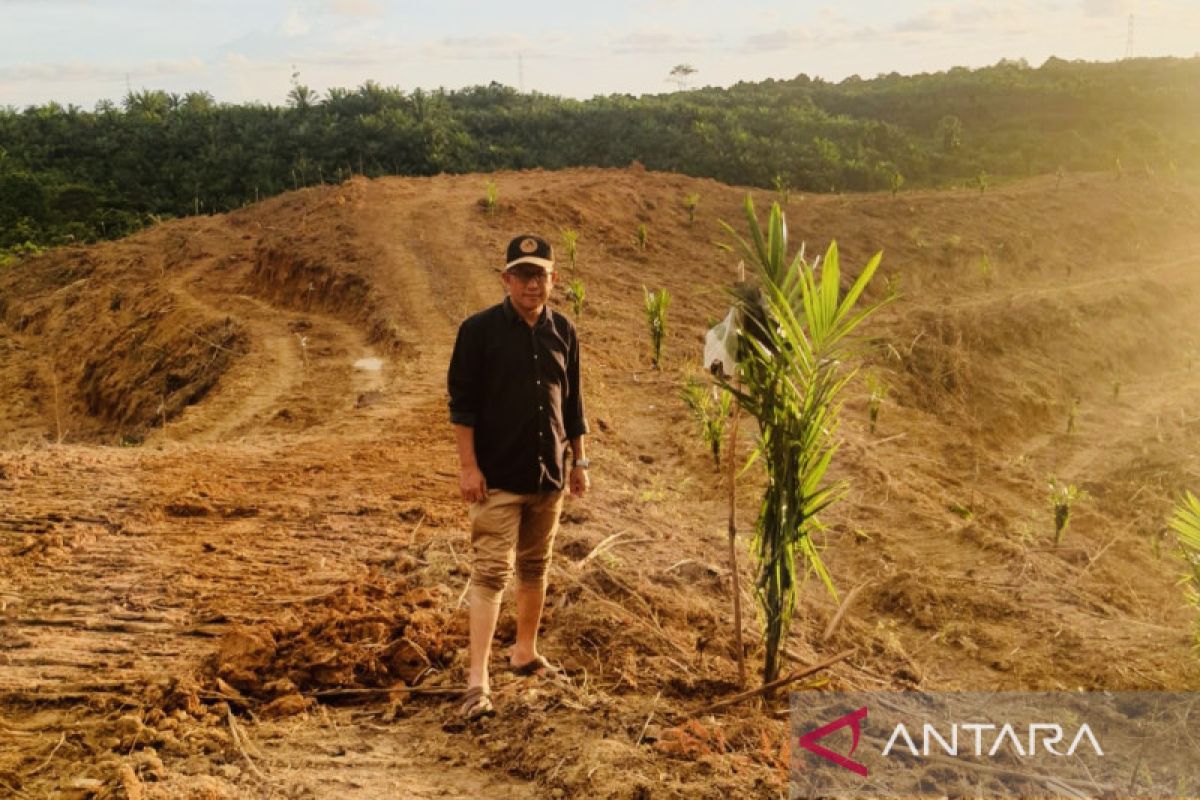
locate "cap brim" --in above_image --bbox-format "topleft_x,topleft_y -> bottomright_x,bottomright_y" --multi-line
505,257 -> 555,272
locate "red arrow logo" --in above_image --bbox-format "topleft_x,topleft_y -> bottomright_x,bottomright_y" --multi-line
796,706 -> 869,776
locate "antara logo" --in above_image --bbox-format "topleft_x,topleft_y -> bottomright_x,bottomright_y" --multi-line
882,722 -> 1104,758
796,707 -> 870,776
797,707 -> 1106,777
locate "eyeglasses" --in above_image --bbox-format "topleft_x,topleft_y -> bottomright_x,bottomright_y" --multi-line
506,269 -> 553,285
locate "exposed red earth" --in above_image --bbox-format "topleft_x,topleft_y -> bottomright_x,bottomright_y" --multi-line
2,166 -> 1198,798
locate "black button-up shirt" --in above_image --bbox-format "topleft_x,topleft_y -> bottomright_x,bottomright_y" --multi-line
448,297 -> 588,495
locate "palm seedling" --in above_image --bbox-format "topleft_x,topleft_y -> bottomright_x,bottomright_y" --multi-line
483,180 -> 498,215
681,376 -> 733,467
683,193 -> 700,225
635,223 -> 649,251
978,253 -> 994,288
567,278 -> 585,319
866,373 -> 888,434
1049,478 -> 1084,545
561,228 -> 578,272
772,174 -> 790,206
719,196 -> 889,684
643,286 -> 669,369
1167,491 -> 1200,649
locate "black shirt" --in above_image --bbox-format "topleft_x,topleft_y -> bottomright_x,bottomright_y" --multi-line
448,297 -> 588,494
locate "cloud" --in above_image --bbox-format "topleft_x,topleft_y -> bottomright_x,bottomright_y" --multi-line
303,45 -> 405,68
282,8 -> 311,38
607,30 -> 721,55
224,52 -> 269,71
0,58 -> 205,84
422,33 -> 569,61
742,12 -> 880,52
322,0 -> 384,17
743,29 -> 817,52
892,2 -> 1035,35
1081,0 -> 1134,16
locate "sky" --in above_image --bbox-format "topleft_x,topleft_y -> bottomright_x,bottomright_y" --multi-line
1,0 -> 1197,109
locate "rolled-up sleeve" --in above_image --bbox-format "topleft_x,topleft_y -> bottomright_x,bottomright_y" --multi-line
563,326 -> 589,439
448,319 -> 482,427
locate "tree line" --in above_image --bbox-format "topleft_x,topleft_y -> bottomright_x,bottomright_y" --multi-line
1,56 -> 1197,253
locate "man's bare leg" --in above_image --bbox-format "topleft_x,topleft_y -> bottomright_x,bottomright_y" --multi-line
511,580 -> 546,667
467,584 -> 503,691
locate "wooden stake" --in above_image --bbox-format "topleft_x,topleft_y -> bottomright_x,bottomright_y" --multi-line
726,383 -> 746,687
727,259 -> 748,688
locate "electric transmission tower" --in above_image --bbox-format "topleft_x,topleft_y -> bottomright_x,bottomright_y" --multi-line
1125,13 -> 1135,59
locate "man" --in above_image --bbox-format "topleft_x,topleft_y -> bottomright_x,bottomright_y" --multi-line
447,232 -> 590,722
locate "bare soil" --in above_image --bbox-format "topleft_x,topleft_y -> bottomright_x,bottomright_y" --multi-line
2,166 -> 1199,799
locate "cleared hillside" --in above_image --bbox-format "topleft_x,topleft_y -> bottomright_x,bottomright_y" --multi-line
1,166 -> 1198,798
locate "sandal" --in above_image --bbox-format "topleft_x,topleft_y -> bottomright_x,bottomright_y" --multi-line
458,686 -> 496,722
509,654 -> 564,679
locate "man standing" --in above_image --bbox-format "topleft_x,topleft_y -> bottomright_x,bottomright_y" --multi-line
447,233 -> 589,722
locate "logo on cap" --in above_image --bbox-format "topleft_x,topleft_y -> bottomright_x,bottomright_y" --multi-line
519,238 -> 538,254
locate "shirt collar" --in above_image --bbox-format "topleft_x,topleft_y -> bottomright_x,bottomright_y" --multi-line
501,296 -> 550,328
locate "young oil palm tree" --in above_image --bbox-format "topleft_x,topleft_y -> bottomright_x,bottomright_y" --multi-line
567,278 -> 585,319
1169,491 -> 1200,649
643,286 -> 670,369
561,228 -> 579,272
719,195 -> 888,684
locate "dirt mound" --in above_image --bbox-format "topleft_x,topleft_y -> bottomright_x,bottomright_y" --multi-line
200,576 -> 461,711
238,179 -> 415,355
0,241 -> 248,444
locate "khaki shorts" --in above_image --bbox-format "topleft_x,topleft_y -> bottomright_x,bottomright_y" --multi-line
467,490 -> 565,595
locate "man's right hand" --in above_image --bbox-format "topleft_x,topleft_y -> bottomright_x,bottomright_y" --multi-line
459,466 -> 488,504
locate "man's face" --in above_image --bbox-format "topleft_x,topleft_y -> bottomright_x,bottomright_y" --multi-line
503,264 -> 555,316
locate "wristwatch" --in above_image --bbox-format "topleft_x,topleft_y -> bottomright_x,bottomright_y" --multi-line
573,458 -> 590,470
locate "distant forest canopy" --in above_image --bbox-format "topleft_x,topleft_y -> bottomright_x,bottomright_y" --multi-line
1,56 -> 1198,253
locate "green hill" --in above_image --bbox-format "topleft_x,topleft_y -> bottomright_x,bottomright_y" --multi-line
2,56 -> 1197,255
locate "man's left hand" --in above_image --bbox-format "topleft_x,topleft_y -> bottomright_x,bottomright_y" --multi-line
569,466 -> 590,498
